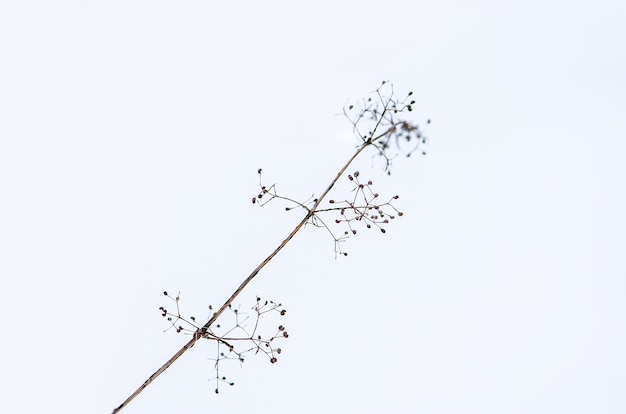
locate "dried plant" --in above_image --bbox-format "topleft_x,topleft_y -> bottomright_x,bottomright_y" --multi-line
159,292 -> 288,394
112,81 -> 428,413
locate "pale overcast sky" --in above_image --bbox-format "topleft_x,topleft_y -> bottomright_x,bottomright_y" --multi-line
1,1 -> 625,413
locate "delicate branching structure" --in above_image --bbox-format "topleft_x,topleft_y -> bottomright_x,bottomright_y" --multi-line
255,168 -> 405,257
343,82 -> 429,172
112,81 -> 428,413
159,292 -> 288,393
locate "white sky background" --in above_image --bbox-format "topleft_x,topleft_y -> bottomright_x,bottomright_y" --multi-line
1,1 -> 625,413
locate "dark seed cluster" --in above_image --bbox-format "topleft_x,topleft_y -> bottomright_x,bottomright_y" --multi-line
159,293 -> 288,394
321,171 -> 404,256
343,80 -> 430,174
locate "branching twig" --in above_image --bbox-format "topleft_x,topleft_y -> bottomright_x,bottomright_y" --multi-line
112,81 -> 427,413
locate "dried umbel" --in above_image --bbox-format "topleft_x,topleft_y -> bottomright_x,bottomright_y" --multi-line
159,293 -> 288,394
254,168 -> 405,257
343,80 -> 429,172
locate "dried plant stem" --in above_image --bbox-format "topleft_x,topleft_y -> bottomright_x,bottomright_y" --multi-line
112,126 -> 396,413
